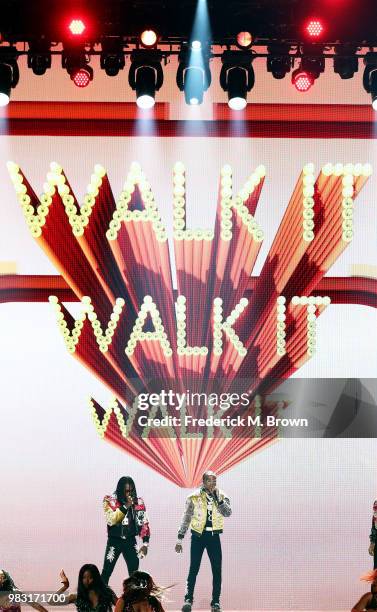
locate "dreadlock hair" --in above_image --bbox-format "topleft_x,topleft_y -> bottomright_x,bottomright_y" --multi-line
76,565 -> 115,612
0,570 -> 17,592
115,477 -> 138,504
122,572 -> 165,612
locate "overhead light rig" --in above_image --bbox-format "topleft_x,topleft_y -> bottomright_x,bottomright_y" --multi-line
0,38 -> 373,108
1,5 -> 377,110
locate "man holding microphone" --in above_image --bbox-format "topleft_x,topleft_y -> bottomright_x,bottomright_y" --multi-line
101,476 -> 150,584
175,471 -> 232,612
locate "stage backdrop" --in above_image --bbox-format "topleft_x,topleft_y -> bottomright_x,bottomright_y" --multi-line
1,131 -> 377,610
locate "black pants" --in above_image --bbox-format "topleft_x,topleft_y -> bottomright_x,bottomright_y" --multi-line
101,536 -> 139,584
185,532 -> 222,605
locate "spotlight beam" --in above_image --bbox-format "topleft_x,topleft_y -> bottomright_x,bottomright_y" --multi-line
176,44 -> 211,105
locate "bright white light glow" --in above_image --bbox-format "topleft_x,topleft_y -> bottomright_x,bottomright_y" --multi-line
0,92 -> 10,107
228,96 -> 247,111
189,97 -> 199,105
191,40 -> 202,51
137,94 -> 155,109
141,30 -> 157,47
372,97 -> 377,111
69,19 -> 86,35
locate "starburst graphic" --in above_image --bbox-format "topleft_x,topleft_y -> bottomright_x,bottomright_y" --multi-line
5,160 -> 372,486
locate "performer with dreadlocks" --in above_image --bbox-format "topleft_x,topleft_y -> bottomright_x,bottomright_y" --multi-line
101,477 -> 150,584
352,570 -> 377,611
114,572 -> 166,612
57,565 -> 117,612
0,569 -> 48,612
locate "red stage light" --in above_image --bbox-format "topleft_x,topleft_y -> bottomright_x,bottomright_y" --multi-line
72,68 -> 91,87
236,31 -> 253,49
292,69 -> 314,92
69,19 -> 86,35
140,29 -> 158,47
305,19 -> 324,38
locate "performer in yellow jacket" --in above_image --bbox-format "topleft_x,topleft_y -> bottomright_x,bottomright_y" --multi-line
175,471 -> 231,612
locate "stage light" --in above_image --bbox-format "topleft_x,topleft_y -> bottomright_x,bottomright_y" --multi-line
185,68 -> 204,105
128,50 -> 163,109
27,52 -> 51,76
267,44 -> 292,79
100,53 -> 125,77
0,50 -> 19,106
0,64 -> 12,105
220,51 -> 254,110
69,19 -> 86,35
100,40 -> 125,76
333,46 -> 358,79
185,66 -> 206,105
176,45 -> 211,106
72,67 -> 92,87
62,51 -> 93,87
140,30 -> 158,48
363,52 -> 377,110
292,49 -> 325,91
236,31 -> 253,49
292,68 -> 314,92
27,42 -> 51,76
135,66 -> 156,108
227,67 -> 248,109
305,18 -> 324,38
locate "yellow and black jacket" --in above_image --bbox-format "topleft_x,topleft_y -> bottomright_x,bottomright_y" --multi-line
103,494 -> 150,542
177,487 -> 231,539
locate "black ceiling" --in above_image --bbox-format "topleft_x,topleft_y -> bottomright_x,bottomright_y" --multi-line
0,0 -> 376,45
